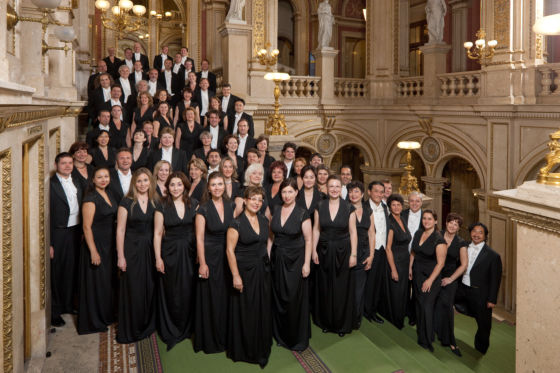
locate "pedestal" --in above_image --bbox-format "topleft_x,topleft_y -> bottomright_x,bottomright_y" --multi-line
312,48 -> 339,104
419,43 -> 451,98
495,181 -> 560,372
219,22 -> 252,99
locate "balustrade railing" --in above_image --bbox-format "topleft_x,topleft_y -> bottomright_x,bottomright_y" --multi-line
538,63 -> 560,96
334,78 -> 369,98
279,76 -> 320,98
438,71 -> 481,97
395,77 -> 424,97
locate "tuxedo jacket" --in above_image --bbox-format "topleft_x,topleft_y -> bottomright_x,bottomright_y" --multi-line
227,112 -> 255,137
87,73 -> 100,97
157,71 -> 182,97
464,243 -> 502,304
184,57 -> 195,72
129,71 -> 148,88
153,54 -> 173,72
100,100 -> 130,124
147,148 -> 188,174
238,136 -> 256,158
49,174 -> 82,245
208,126 -> 228,153
196,71 -> 217,93
147,79 -> 166,96
219,94 -> 240,117
369,199 -> 391,246
132,53 -> 150,72
108,168 -> 127,202
401,208 -> 424,232
194,89 -> 216,111
103,56 -> 122,80
88,87 -> 110,120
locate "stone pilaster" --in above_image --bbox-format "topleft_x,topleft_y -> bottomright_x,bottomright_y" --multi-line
421,176 -> 448,221
219,22 -> 253,99
398,0 -> 409,76
204,0 -> 228,70
449,0 -> 469,72
312,48 -> 339,105
419,43 -> 451,99
0,0 -> 11,81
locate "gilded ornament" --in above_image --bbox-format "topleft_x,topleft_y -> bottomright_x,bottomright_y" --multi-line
537,130 -> 560,186
252,0 -> 265,56
38,137 -> 46,309
494,0 -> 510,48
1,150 -> 13,373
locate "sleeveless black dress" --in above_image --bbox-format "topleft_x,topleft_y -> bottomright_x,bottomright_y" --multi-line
313,199 -> 355,334
116,198 -> 157,343
226,213 -> 272,367
177,121 -> 202,160
77,191 -> 117,334
156,198 -> 198,350
193,200 -> 235,353
353,202 -> 373,327
270,205 -> 311,351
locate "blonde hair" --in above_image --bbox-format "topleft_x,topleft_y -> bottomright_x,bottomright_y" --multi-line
137,91 -> 153,107
125,168 -> 157,211
219,156 -> 238,181
244,163 -> 265,187
153,160 -> 172,182
188,158 -> 208,180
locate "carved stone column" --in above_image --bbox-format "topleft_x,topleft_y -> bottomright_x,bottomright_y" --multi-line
204,0 -> 228,70
449,0 -> 469,72
421,176 -> 448,221
19,2 -> 46,95
313,48 -> 339,104
398,0 -> 409,76
419,43 -> 451,99
219,22 -> 253,98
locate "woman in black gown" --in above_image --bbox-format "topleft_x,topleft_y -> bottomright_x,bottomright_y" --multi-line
347,181 -> 375,328
312,175 -> 358,336
265,161 -> 287,215
226,186 -> 272,367
69,141 -> 93,193
268,178 -> 312,351
142,121 -> 160,152
77,167 -> 117,334
194,172 -> 237,353
89,130 -> 116,168
130,129 -> 150,171
409,210 -> 447,352
173,87 -> 200,128
131,92 -> 155,137
381,194 -> 412,329
434,212 -> 468,356
223,135 -> 245,183
220,156 -> 242,200
153,172 -> 198,350
153,101 -> 174,136
153,160 -> 171,198
236,163 -> 271,219
116,168 -> 157,343
175,107 -> 202,161
110,105 -> 129,149
188,158 -> 207,202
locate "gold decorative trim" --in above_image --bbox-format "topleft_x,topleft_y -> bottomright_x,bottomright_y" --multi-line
1,149 -> 13,373
0,105 -> 84,134
503,207 -> 560,234
494,0 -> 510,48
252,0 -> 265,56
49,127 -> 62,154
38,136 -> 46,309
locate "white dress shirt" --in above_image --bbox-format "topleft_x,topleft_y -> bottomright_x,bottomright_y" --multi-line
370,199 -> 387,250
221,95 -> 230,113
407,209 -> 422,253
284,160 -> 293,176
161,147 -> 173,164
200,90 -> 209,116
124,59 -> 133,70
117,169 -> 132,196
181,56 -> 187,64
341,185 -> 348,200
119,77 -> 132,103
148,80 -> 158,96
209,125 -> 219,149
159,54 -> 168,70
201,70 -> 209,78
164,70 -> 173,95
134,52 -> 140,61
134,71 -> 143,83
102,87 -> 111,102
98,123 -> 110,132
173,63 -> 182,74
232,113 -> 242,135
56,174 -> 79,227
208,166 -> 219,178
237,134 -> 248,157
462,241 -> 485,286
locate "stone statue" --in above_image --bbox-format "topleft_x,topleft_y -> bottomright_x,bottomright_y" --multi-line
426,0 -> 447,44
225,0 -> 246,23
318,0 -> 335,49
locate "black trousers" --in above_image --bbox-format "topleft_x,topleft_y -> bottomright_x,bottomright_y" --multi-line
406,278 -> 416,323
51,225 -> 81,319
364,247 -> 387,320
455,283 -> 493,354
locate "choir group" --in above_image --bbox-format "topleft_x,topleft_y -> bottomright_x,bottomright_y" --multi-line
48,45 -> 503,368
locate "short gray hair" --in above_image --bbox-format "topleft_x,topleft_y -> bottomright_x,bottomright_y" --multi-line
244,163 -> 265,187
408,191 -> 424,201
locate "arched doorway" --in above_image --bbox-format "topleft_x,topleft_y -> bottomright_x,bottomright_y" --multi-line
295,146 -> 313,162
278,0 -> 295,73
442,157 -> 481,238
331,145 -> 365,182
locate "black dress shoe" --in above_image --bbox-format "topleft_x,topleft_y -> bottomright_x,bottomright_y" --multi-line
51,316 -> 65,327
450,346 -> 462,357
372,314 -> 384,324
408,319 -> 416,326
322,328 -> 328,333
338,332 -> 345,337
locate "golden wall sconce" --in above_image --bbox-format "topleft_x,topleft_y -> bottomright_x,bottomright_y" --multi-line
463,29 -> 497,66
537,130 -> 560,186
257,42 -> 280,71
264,72 -> 290,136
397,141 -> 421,196
94,0 -> 147,40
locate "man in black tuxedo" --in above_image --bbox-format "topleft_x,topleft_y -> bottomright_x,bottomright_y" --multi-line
130,60 -> 148,87
207,110 -> 227,152
194,78 -> 215,117
117,64 -> 137,114
50,152 -> 83,327
108,149 -> 133,202
180,46 -> 195,72
103,47 -> 122,80
158,59 -> 180,103
381,179 -> 393,209
281,142 -> 298,179
147,68 -> 164,97
364,180 -> 390,324
227,98 -> 254,137
132,42 -> 150,73
196,59 -> 217,93
153,45 -> 172,73
120,47 -> 135,73
88,73 -> 113,122
171,53 -> 186,97
401,191 -> 424,326
86,110 -> 112,148
147,127 -> 188,174
236,119 -> 256,159
340,165 -> 352,200
455,222 -> 502,354
219,83 -> 240,118
87,59 -> 108,98
100,85 -> 130,125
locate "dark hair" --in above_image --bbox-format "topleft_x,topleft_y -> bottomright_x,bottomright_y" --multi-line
98,109 -> 111,117
327,174 -> 342,184
85,166 -> 111,196
422,209 -> 439,231
116,147 -> 132,156
300,165 -> 317,180
222,83 -> 231,89
246,148 -> 259,157
340,165 -> 352,173
387,194 -> 405,210
316,164 -> 330,174
206,149 -> 221,160
255,135 -> 269,147
181,86 -> 193,96
368,180 -> 385,191
164,171 -> 192,208
282,142 -> 297,153
207,109 -> 220,118
55,152 -> 73,164
311,153 -> 323,162
446,212 -> 464,227
223,134 -> 239,149
243,185 -> 265,199
68,141 -> 88,155
269,160 -> 288,179
96,129 -> 111,141
347,181 -> 364,194
468,222 -> 489,239
201,171 -> 229,203
279,178 -> 299,199
132,128 -> 148,147
234,98 -> 245,106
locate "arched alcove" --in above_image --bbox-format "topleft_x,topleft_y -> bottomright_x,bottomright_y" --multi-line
331,145 -> 366,182
295,145 -> 314,161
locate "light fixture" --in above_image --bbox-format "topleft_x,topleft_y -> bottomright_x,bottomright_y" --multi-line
264,72 -> 291,136
533,14 -> 560,35
94,0 -> 146,40
397,141 -> 421,196
463,29 -> 498,65
256,41 -> 280,71
363,8 -> 366,21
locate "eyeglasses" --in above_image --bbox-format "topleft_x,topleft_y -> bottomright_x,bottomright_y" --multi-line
248,197 -> 263,203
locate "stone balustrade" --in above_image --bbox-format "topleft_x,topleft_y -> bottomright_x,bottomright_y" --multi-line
537,63 -> 560,96
279,75 -> 321,98
395,77 -> 424,97
438,71 -> 481,97
334,78 -> 369,99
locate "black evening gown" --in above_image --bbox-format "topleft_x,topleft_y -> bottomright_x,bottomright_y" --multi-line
156,198 -> 199,350
90,146 -> 117,168
227,213 -> 272,367
353,203 -> 373,328
177,121 -> 202,160
228,181 -> 242,200
110,121 -> 129,149
379,214 -> 411,329
434,233 -> 466,346
270,206 -> 311,351
77,191 -> 117,334
193,200 -> 235,353
190,179 -> 207,202
131,147 -> 150,171
71,165 -> 92,195
133,106 -> 155,130
313,199 -> 355,334
412,230 -> 446,349
265,183 -> 283,215
116,198 -> 157,343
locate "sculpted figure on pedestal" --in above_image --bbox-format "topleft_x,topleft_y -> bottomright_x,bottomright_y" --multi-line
426,0 -> 447,44
225,0 -> 246,23
318,0 -> 335,49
